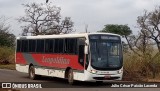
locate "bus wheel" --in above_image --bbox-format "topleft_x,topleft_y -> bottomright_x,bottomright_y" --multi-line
29,66 -> 37,80
68,69 -> 74,85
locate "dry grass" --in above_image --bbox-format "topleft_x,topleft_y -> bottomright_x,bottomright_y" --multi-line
0,46 -> 15,64
0,64 -> 15,70
123,51 -> 160,82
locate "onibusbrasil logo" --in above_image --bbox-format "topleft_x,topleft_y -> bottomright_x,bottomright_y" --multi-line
1,83 -> 42,88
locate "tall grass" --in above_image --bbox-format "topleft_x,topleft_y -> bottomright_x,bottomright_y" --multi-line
0,46 -> 15,64
123,51 -> 160,81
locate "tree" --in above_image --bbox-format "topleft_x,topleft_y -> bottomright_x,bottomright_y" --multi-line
99,24 -> 132,53
137,6 -> 160,77
137,7 -> 160,78
99,24 -> 152,57
0,16 -> 15,47
137,7 -> 160,52
18,2 -> 74,36
46,0 -> 49,3
100,24 -> 132,36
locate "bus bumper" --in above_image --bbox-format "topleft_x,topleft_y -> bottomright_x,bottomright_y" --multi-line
83,70 -> 123,82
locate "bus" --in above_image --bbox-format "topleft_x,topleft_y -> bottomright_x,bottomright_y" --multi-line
15,33 -> 123,84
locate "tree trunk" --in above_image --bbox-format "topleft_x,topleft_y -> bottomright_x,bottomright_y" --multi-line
125,36 -> 142,57
156,42 -> 160,52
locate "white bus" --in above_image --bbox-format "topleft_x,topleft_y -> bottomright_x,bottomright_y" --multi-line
15,33 -> 123,84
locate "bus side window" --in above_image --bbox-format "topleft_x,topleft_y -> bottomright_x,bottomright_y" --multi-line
78,38 -> 85,66
45,39 -> 54,53
21,40 -> 28,52
29,40 -> 36,52
71,39 -> 77,54
36,39 -> 44,53
59,39 -> 64,53
64,38 -> 77,54
17,40 -> 21,52
54,39 -> 59,53
54,39 -> 64,53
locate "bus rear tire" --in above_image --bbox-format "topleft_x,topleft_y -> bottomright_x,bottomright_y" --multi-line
29,66 -> 37,80
68,69 -> 74,85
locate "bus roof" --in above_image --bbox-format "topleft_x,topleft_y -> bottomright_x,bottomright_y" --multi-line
16,32 -> 121,39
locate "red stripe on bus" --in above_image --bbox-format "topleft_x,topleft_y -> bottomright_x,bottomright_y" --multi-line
31,54 -> 84,70
16,53 -> 84,70
16,53 -> 27,64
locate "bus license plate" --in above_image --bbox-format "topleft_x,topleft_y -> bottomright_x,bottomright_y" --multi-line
104,75 -> 111,78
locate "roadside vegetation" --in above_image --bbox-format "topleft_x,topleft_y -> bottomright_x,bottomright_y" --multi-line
0,16 -> 15,70
0,2 -> 75,70
123,51 -> 160,82
0,46 -> 15,70
100,7 -> 160,82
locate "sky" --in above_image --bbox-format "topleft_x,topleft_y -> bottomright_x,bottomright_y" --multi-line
0,0 -> 160,36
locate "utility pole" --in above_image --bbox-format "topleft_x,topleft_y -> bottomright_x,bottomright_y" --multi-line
46,0 -> 49,3
85,24 -> 88,33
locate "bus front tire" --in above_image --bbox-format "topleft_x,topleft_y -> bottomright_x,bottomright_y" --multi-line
29,66 -> 37,80
68,69 -> 74,85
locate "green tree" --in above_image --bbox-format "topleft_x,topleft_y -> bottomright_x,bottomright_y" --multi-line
99,24 -> 152,57
100,24 -> 132,36
99,24 -> 133,53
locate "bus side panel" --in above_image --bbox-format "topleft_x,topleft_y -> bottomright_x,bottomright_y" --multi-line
16,53 -> 84,75
34,67 -> 65,78
30,53 -> 84,71
34,66 -> 86,81
16,53 -> 29,73
16,53 -> 27,64
16,64 -> 29,73
73,71 -> 85,81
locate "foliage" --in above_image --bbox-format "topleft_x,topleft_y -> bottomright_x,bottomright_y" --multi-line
123,51 -> 160,81
99,7 -> 160,79
100,24 -> 132,36
18,2 -> 74,35
0,16 -> 15,47
99,24 -> 152,57
0,46 -> 15,64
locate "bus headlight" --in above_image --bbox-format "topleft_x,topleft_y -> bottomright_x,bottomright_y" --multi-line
118,69 -> 123,74
90,70 -> 97,74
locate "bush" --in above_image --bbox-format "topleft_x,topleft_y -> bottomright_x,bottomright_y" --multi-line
123,52 -> 160,81
123,53 -> 144,81
0,46 -> 15,64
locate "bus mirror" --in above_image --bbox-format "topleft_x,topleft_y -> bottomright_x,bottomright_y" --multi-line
85,40 -> 89,46
122,41 -> 125,44
85,46 -> 88,54
122,41 -> 125,47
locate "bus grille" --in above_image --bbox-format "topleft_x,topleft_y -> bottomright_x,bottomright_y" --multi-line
93,77 -> 120,80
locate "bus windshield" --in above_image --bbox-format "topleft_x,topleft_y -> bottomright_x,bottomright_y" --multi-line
89,35 -> 122,70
